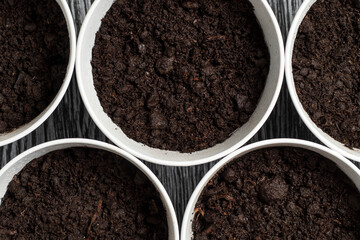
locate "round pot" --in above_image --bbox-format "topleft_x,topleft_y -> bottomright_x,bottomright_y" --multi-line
0,138 -> 179,240
0,0 -> 76,147
285,0 -> 360,162
76,0 -> 284,166
181,138 -> 360,239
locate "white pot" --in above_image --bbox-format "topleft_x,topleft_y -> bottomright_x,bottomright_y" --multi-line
76,0 -> 284,166
285,0 -> 360,162
181,138 -> 360,239
0,0 -> 76,147
0,139 -> 179,240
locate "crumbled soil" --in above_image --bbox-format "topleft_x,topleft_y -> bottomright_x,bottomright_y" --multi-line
293,0 -> 360,149
0,148 -> 168,239
192,147 -> 360,239
0,0 -> 69,133
92,0 -> 269,152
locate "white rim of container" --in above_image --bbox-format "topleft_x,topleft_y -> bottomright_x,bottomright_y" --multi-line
0,138 -> 179,240
285,0 -> 360,162
0,0 -> 76,147
76,0 -> 284,166
181,138 -> 360,239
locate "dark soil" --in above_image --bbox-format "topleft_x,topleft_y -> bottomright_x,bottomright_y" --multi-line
0,148 -> 168,239
0,0 -> 69,133
192,147 -> 360,239
92,0 -> 269,152
293,0 -> 360,149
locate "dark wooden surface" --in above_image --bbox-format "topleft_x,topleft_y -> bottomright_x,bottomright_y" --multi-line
1,0 -> 359,226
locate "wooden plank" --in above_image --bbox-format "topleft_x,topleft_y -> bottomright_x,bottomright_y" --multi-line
1,0 -> 359,228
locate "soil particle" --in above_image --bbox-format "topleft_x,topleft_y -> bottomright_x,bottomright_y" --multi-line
0,148 -> 168,239
293,0 -> 360,149
193,147 -> 360,239
259,176 -> 288,203
92,0 -> 269,152
0,0 -> 69,133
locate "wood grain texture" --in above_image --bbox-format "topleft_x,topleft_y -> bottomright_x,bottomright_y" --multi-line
1,0 -> 359,227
